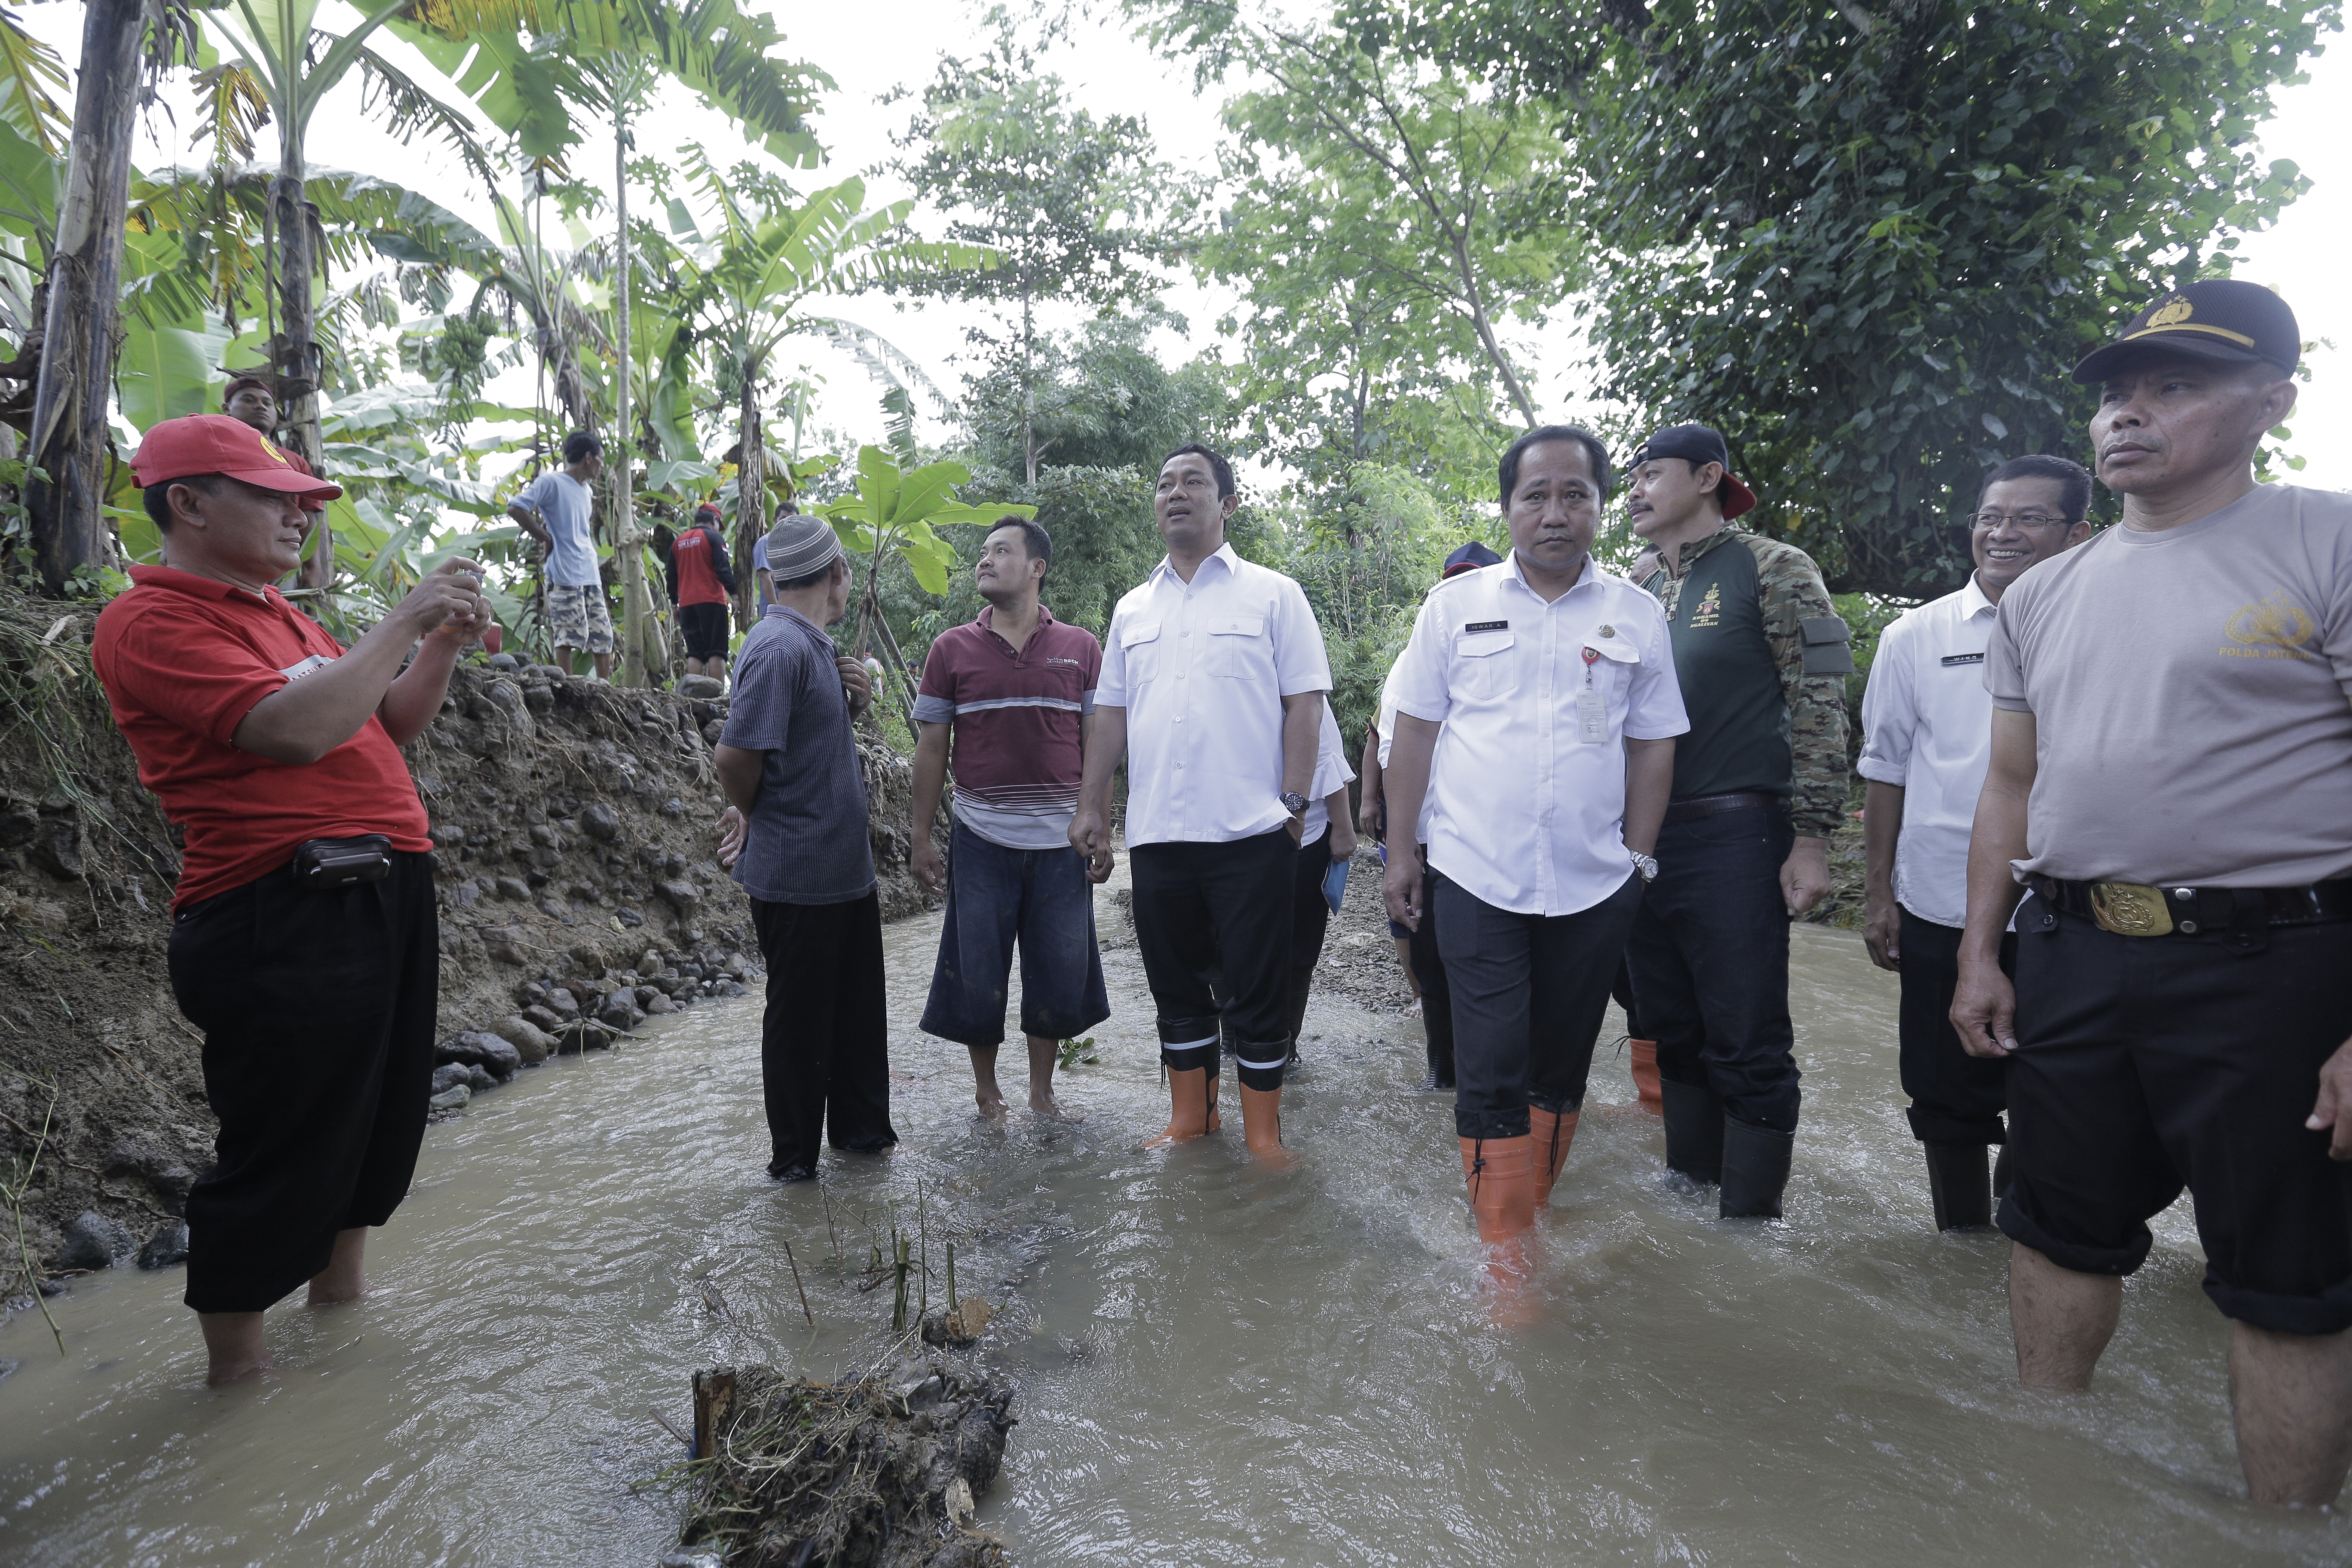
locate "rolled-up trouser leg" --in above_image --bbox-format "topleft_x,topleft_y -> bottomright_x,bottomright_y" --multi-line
1896,907 -> 2012,1146
173,853 -> 439,1315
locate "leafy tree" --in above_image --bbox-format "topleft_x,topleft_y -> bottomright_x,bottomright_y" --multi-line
891,12 -> 1178,483
1346,0 -> 2331,594
960,309 -> 1228,483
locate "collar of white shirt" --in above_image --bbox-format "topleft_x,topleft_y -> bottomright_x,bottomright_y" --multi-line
1148,540 -> 1240,588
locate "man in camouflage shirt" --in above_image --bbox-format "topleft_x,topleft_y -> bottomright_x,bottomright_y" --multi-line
1623,424 -> 1852,1219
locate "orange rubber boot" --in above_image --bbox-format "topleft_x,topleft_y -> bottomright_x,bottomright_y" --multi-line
1144,1067 -> 1219,1147
1629,1038 -> 1663,1115
1528,1106 -> 1581,1209
1239,1084 -> 1295,1168
1460,1135 -> 1540,1327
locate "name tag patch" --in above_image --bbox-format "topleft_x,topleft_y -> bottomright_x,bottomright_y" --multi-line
1464,620 -> 1508,634
1939,652 -> 1986,667
278,653 -> 335,681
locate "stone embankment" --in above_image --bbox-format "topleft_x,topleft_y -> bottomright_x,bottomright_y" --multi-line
0,617 -> 924,1293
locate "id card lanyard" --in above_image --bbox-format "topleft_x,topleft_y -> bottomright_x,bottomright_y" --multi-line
1577,646 -> 1607,743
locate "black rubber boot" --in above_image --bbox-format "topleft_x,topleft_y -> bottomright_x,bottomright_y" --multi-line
1660,1079 -> 1725,1183
1718,1116 -> 1795,1219
1923,1142 -> 1993,1231
1991,1141 -> 2014,1201
1418,986 -> 1456,1091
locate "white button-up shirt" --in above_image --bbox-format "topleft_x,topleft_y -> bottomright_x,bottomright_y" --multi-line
1857,574 -> 1999,928
1390,552 -> 1688,916
1302,700 -> 1356,839
1373,658 -> 1435,845
1097,543 -> 1332,847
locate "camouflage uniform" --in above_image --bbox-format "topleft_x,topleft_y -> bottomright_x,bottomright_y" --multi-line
1626,524 -> 1853,1143
1641,528 -> 1851,838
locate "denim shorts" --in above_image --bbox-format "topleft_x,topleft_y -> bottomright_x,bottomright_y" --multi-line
919,819 -> 1110,1049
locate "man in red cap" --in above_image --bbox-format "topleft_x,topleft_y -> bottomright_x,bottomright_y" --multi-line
1621,422 -> 1851,1220
92,413 -> 490,1384
666,502 -> 738,683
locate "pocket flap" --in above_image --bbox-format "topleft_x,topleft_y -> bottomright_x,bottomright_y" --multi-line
1210,614 -> 1266,637
1457,631 -> 1515,658
1584,636 -> 1641,664
1120,620 -> 1162,648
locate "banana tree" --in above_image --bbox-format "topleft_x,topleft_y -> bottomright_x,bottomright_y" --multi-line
818,444 -> 1033,716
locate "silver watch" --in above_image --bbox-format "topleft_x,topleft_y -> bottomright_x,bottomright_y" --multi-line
1630,850 -> 1660,883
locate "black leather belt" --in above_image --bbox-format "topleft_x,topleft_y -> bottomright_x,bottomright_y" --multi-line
2024,874 -> 2352,937
1664,791 -> 1782,824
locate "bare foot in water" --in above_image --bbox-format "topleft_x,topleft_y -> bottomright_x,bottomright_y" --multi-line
306,1227 -> 367,1307
974,1090 -> 1008,1121
1029,1088 -> 1086,1124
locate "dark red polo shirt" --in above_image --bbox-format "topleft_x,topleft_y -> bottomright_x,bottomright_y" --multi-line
92,565 -> 432,909
913,605 -> 1101,848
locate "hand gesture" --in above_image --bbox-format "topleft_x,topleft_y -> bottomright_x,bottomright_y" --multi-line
1948,957 -> 2016,1059
402,557 -> 489,643
836,656 -> 872,719
910,833 -> 945,897
1069,806 -> 1114,884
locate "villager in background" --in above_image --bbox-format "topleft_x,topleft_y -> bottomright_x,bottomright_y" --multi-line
91,414 -> 489,1385
714,511 -> 897,1182
1360,539 -> 1503,1093
1951,279 -> 2352,1507
668,502 -> 739,685
1858,454 -> 2090,1230
911,516 -> 1108,1123
1623,423 -> 1851,1219
221,374 -> 328,524
1382,427 -> 1684,1308
1071,445 -> 1331,1164
507,432 -> 613,680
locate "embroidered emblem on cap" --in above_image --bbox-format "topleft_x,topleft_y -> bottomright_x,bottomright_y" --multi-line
255,428 -> 290,466
2148,296 -> 2194,327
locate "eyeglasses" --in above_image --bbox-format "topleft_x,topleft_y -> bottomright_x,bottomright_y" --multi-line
1966,511 -> 2073,531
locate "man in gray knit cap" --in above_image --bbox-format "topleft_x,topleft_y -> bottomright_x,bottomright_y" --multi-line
714,511 -> 897,1180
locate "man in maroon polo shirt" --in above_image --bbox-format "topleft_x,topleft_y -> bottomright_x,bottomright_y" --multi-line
92,413 -> 489,1384
910,516 -> 1108,1121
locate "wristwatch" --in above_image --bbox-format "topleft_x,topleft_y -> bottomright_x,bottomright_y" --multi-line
1280,791 -> 1309,817
1630,850 -> 1660,883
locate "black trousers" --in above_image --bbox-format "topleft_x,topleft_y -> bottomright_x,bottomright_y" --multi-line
169,851 -> 439,1314
1409,862 -> 1454,1061
751,893 -> 897,1176
1624,802 -> 1802,1132
1281,824 -> 1337,1053
1436,872 -> 1645,1140
1897,908 -> 2012,1145
1130,829 -> 1296,1091
1998,894 -> 2352,1335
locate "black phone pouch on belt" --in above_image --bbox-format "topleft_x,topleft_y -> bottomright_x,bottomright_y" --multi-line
293,834 -> 393,890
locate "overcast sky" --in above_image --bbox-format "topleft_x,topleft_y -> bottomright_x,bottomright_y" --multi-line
23,2 -> 2349,494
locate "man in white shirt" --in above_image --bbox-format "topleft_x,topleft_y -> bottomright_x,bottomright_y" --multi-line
1858,455 -> 2090,1231
1381,426 -> 1686,1299
1071,445 -> 1331,1164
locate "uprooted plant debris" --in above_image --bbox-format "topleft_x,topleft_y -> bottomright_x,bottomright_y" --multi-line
672,1356 -> 1017,1568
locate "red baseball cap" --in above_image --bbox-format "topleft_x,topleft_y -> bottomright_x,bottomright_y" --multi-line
130,414 -> 340,499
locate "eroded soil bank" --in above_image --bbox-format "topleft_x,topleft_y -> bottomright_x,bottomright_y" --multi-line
0,604 -> 924,1288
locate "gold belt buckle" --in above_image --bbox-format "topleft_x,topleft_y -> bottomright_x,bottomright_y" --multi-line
2089,881 -> 2173,937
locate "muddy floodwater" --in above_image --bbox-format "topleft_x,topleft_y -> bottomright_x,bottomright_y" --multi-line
5,883 -> 2349,1566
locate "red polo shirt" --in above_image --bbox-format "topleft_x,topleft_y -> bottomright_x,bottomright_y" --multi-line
92,565 -> 431,910
913,604 -> 1101,849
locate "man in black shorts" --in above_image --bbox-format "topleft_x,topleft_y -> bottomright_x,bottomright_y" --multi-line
668,502 -> 738,682
1953,279 -> 2352,1505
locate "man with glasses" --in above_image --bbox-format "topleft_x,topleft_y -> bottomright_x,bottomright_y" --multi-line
1858,456 -> 2090,1230
1952,279 -> 2352,1505
1623,423 -> 1851,1219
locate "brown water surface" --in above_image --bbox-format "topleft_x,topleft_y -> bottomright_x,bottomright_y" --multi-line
3,899 -> 2345,1566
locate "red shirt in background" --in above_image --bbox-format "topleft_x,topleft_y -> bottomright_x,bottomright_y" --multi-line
91,565 -> 431,910
912,605 -> 1101,850
670,523 -> 732,607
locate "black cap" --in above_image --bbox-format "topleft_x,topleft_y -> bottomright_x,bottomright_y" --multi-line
1627,423 -> 1757,520
2071,279 -> 2300,384
1441,540 -> 1503,579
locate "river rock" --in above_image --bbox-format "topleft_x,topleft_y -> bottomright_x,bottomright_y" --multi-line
716,980 -> 748,998
429,1083 -> 471,1111
644,993 -> 675,1015
493,1014 -> 555,1065
659,796 -> 686,818
486,652 -> 518,671
579,801 -> 621,841
521,1004 -> 564,1035
655,879 -> 701,913
597,993 -> 644,1031
438,1031 -> 523,1078
135,1221 -> 189,1270
466,1063 -> 498,1093
58,1210 -> 133,1271
494,875 -> 532,902
481,926 -> 527,965
634,985 -> 661,1008
616,906 -> 645,928
547,988 -> 580,1019
677,674 -> 725,699
431,1062 -> 472,1095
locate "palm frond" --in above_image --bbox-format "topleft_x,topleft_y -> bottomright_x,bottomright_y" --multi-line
0,10 -> 70,159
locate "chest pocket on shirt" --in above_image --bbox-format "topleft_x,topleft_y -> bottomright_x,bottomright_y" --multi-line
1210,613 -> 1272,680
1119,621 -> 1162,686
1453,630 -> 1517,701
